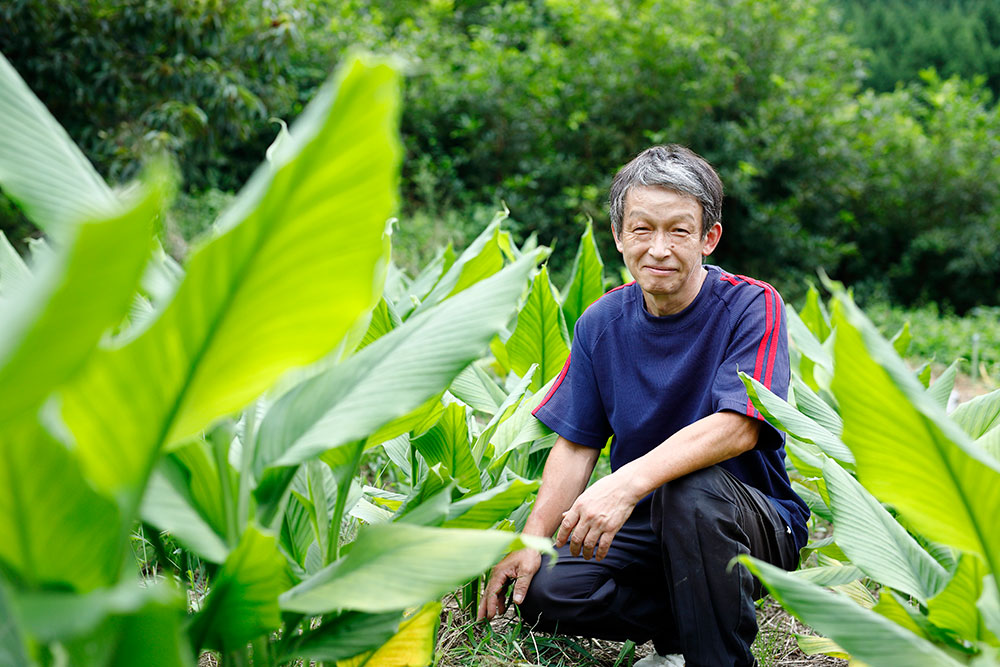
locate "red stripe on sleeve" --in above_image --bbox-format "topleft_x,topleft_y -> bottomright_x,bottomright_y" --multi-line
532,353 -> 571,416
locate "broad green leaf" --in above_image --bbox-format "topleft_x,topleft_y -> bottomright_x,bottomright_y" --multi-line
409,213 -> 506,318
982,576 -> 1000,640
823,457 -> 947,603
742,556 -> 964,666
916,361 -> 933,388
979,426 -> 1000,462
891,321 -> 912,357
928,361 -> 960,410
830,295 -> 1000,587
472,367 -> 536,464
320,439 -> 365,562
798,284 -> 831,342
742,373 -> 853,465
395,244 -> 454,315
0,52 -> 117,235
281,493 -> 315,567
60,56 -> 401,497
795,635 -> 849,659
449,363 -> 506,415
0,582 -> 28,667
357,297 -> 402,351
0,231 -> 31,299
505,266 -> 570,392
951,389 -> 1000,440
792,564 -> 865,587
189,526 -> 288,653
0,175 -> 163,427
791,375 -> 842,436
787,307 -> 832,369
561,221 -> 605,332
365,395 -> 444,449
489,376 -> 554,462
140,469 -> 229,564
927,554 -> 998,644
0,418 -> 120,591
443,479 -> 540,529
872,589 -> 930,639
792,481 -> 832,523
255,253 -> 539,475
336,601 -> 439,667
411,403 -> 480,494
170,440 -> 229,539
279,524 -> 551,614
282,610 -> 402,663
59,585 -> 190,667
396,480 -> 455,527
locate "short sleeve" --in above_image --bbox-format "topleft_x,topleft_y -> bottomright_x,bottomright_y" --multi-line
531,322 -> 612,449
713,286 -> 790,450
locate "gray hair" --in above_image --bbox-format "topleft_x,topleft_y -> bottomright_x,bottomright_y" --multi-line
608,145 -> 723,239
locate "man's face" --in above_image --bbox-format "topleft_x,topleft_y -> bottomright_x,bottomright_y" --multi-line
614,185 -> 722,317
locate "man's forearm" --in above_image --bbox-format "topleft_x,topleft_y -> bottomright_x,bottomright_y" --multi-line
615,411 -> 760,503
522,436 -> 600,538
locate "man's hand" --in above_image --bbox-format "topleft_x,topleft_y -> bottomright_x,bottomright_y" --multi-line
477,548 -> 542,621
555,470 -> 639,561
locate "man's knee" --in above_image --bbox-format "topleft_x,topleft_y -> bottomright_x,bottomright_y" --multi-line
652,465 -> 735,528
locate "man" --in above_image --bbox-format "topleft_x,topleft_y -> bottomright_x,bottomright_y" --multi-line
477,145 -> 809,666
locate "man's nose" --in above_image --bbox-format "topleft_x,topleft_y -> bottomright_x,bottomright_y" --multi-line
649,232 -> 673,258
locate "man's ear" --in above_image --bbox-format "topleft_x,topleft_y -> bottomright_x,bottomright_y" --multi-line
702,222 -> 722,256
611,223 -> 624,253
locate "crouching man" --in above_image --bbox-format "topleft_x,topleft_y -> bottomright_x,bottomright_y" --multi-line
477,145 -> 808,667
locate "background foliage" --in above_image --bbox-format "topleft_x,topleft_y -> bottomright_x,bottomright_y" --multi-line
2,0 -> 1000,311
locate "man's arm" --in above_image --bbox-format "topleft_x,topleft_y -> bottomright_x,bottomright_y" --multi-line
556,411 -> 760,561
477,436 -> 599,621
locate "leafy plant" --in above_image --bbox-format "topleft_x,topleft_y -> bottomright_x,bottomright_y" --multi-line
0,50 -> 557,666
739,282 -> 1000,665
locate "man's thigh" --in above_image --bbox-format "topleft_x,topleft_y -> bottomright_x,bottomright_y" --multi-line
518,508 -> 672,643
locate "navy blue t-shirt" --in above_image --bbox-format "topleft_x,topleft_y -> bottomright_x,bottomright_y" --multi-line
532,265 -> 809,551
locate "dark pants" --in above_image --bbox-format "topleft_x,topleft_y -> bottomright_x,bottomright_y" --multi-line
518,466 -> 800,667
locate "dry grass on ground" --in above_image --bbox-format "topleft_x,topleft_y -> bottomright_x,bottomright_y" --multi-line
435,593 -> 846,667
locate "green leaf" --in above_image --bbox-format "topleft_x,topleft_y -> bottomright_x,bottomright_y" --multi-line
792,481 -> 832,523
830,294 -> 1000,589
59,584 -> 190,667
0,582 -> 28,667
189,526 -> 288,653
0,52 -> 118,235
0,418 -> 120,591
443,479 -> 540,529
742,373 -> 853,465
561,221 -> 605,332
395,245 -> 453,315
411,403 -> 480,494
791,375 -> 842,436
488,376 -> 554,462
928,361 -> 960,410
0,174 -> 163,427
409,213 -> 507,318
823,456 -> 948,603
872,589 -> 930,640
791,564 -> 865,587
336,601 -> 440,667
505,265 -> 570,392
60,55 -> 402,497
951,388 -> 1000,440
795,635 -> 849,659
927,554 -> 998,644
0,231 -> 32,299
798,284 -> 831,342
282,610 -> 402,662
357,297 -> 402,351
140,469 -> 230,564
891,321 -> 912,357
449,363 -> 506,415
741,556 -> 964,666
787,307 -> 832,369
279,524 -> 551,614
981,576 -> 1000,640
254,253 -> 539,475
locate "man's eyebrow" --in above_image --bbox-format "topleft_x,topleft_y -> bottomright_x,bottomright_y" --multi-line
625,207 -> 697,223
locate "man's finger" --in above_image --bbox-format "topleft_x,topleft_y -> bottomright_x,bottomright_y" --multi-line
512,571 -> 534,605
595,531 -> 615,561
581,530 -> 600,560
555,508 -> 579,547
